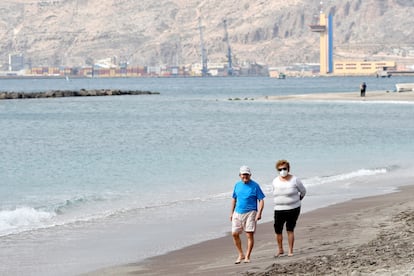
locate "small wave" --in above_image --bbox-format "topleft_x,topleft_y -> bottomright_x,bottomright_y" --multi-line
201,192 -> 232,201
303,168 -> 388,187
0,191 -> 246,237
0,194 -> 121,237
53,195 -> 107,215
54,198 -> 87,214
0,207 -> 55,236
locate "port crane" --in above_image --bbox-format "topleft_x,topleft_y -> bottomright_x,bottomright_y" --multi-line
223,19 -> 233,76
198,17 -> 208,77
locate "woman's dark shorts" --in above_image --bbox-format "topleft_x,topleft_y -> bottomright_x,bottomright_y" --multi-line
273,207 -> 301,234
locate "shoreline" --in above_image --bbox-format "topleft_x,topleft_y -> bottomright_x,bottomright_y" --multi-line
86,184 -> 414,275
261,90 -> 414,102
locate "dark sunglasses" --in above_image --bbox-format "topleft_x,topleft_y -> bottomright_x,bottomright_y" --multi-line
277,168 -> 288,171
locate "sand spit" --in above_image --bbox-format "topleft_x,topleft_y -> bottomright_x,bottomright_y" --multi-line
262,91 -> 414,102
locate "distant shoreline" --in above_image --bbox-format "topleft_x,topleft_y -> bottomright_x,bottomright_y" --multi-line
0,89 -> 160,100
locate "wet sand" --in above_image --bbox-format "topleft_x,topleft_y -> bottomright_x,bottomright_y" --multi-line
86,184 -> 414,276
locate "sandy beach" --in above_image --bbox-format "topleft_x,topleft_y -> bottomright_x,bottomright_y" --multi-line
262,90 -> 414,102
86,182 -> 414,276
83,90 -> 414,276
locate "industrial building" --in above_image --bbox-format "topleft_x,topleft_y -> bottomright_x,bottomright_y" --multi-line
334,61 -> 395,76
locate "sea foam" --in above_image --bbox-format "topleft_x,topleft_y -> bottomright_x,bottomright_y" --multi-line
0,207 -> 55,236
303,168 -> 388,187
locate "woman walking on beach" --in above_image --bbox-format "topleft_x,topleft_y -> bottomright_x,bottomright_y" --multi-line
272,160 -> 306,257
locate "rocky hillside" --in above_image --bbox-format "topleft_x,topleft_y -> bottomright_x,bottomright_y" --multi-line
1,0 -> 414,68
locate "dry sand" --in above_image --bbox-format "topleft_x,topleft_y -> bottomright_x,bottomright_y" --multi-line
86,185 -> 414,276
262,91 -> 414,102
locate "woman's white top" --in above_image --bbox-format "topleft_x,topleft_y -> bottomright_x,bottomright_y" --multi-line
272,175 -> 306,211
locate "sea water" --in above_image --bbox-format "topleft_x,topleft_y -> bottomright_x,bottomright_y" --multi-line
1,76 -> 413,275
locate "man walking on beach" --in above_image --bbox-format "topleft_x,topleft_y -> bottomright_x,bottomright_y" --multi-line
230,166 -> 265,264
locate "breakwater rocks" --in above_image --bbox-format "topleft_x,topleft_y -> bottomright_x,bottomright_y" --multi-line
0,89 -> 160,100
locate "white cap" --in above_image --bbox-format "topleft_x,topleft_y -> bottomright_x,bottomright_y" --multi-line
239,165 -> 251,175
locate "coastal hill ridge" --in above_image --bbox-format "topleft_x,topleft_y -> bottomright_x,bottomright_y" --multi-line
1,0 -> 414,68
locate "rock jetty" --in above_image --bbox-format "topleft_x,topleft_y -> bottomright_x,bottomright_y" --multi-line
0,89 -> 160,100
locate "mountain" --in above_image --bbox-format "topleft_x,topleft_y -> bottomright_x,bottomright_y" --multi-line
1,0 -> 414,69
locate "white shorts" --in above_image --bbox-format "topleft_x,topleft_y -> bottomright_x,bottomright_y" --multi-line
232,210 -> 257,233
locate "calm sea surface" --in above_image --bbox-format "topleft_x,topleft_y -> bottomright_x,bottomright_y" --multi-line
1,76 -> 413,275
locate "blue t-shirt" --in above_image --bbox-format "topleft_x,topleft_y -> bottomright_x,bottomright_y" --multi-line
232,180 -> 265,214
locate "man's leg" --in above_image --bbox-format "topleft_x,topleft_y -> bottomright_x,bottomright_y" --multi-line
232,232 -> 244,263
244,232 -> 254,262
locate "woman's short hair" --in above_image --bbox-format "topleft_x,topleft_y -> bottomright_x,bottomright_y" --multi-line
275,159 -> 290,171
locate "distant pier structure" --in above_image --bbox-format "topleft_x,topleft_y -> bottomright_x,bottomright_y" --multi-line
310,8 -> 333,75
